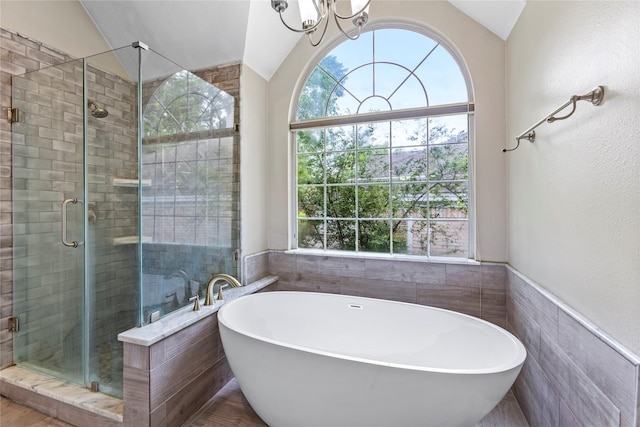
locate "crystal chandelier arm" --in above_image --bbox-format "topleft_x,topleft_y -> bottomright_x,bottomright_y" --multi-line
332,0 -> 372,20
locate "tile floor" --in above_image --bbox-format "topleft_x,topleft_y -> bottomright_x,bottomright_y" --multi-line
181,379 -> 529,427
0,396 -> 72,426
0,378 -> 529,426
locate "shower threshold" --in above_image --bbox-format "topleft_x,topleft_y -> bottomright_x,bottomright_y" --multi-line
0,365 -> 123,424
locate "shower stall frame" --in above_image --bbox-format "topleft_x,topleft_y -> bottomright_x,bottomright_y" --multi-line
9,40 -> 240,399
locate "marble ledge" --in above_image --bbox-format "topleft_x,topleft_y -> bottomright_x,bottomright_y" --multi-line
118,276 -> 278,347
0,365 -> 123,422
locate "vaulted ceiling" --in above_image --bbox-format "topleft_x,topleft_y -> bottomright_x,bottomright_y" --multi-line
79,0 -> 526,81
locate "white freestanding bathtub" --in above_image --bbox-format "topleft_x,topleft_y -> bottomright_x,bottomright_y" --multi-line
218,291 -> 526,427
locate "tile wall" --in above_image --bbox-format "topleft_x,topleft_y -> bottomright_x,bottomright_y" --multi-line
244,250 -> 269,285
264,251 -> 507,327
507,267 -> 640,427
0,28 -> 75,370
122,312 -> 232,426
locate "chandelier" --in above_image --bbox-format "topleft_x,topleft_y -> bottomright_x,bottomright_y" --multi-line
271,0 -> 372,46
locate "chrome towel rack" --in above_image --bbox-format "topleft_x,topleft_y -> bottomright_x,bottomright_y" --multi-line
503,86 -> 605,153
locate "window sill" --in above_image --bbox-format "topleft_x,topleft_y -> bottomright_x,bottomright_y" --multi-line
284,248 -> 480,266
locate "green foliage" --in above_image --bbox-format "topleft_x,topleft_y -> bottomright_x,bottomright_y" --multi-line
296,56 -> 348,120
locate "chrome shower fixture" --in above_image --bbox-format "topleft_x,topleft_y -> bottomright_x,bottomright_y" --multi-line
87,99 -> 109,118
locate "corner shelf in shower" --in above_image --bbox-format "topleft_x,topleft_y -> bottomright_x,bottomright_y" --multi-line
113,236 -> 152,246
112,178 -> 152,187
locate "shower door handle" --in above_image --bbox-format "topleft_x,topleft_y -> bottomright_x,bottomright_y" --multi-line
62,198 -> 79,248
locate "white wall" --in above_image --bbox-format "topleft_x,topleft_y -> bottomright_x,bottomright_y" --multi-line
240,64 -> 269,256
266,0 -> 508,261
506,1 -> 640,355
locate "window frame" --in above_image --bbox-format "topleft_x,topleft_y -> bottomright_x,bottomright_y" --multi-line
290,23 -> 475,259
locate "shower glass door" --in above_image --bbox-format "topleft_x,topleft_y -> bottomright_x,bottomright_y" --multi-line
11,46 -> 144,398
83,46 -> 142,398
12,58 -> 86,386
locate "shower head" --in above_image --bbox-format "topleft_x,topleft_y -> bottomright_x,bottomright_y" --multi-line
87,99 -> 109,118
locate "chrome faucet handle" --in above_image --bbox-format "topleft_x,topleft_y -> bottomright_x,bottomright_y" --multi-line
189,295 -> 201,311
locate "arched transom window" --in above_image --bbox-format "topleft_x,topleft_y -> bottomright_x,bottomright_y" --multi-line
293,27 -> 473,258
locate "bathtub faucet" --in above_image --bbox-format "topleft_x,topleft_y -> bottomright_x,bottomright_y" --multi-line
204,274 -> 242,306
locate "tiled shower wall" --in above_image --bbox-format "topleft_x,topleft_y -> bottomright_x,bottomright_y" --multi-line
85,59 -> 140,392
0,28 -> 75,370
244,250 -> 640,427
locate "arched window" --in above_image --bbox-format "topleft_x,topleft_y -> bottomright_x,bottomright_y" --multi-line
293,27 -> 473,258
143,70 -> 234,136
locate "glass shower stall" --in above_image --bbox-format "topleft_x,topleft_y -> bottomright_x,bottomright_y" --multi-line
11,42 -> 238,398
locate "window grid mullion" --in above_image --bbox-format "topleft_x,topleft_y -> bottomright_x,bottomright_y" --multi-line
372,31 -> 376,97
389,121 -> 394,255
355,125 -> 360,252
194,140 -> 199,244
426,118 -> 431,257
323,128 -> 328,250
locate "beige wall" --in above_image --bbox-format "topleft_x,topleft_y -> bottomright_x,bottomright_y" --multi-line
0,0 -> 131,78
266,0 -> 508,261
0,0 -> 110,59
506,1 -> 640,354
240,64 -> 269,257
